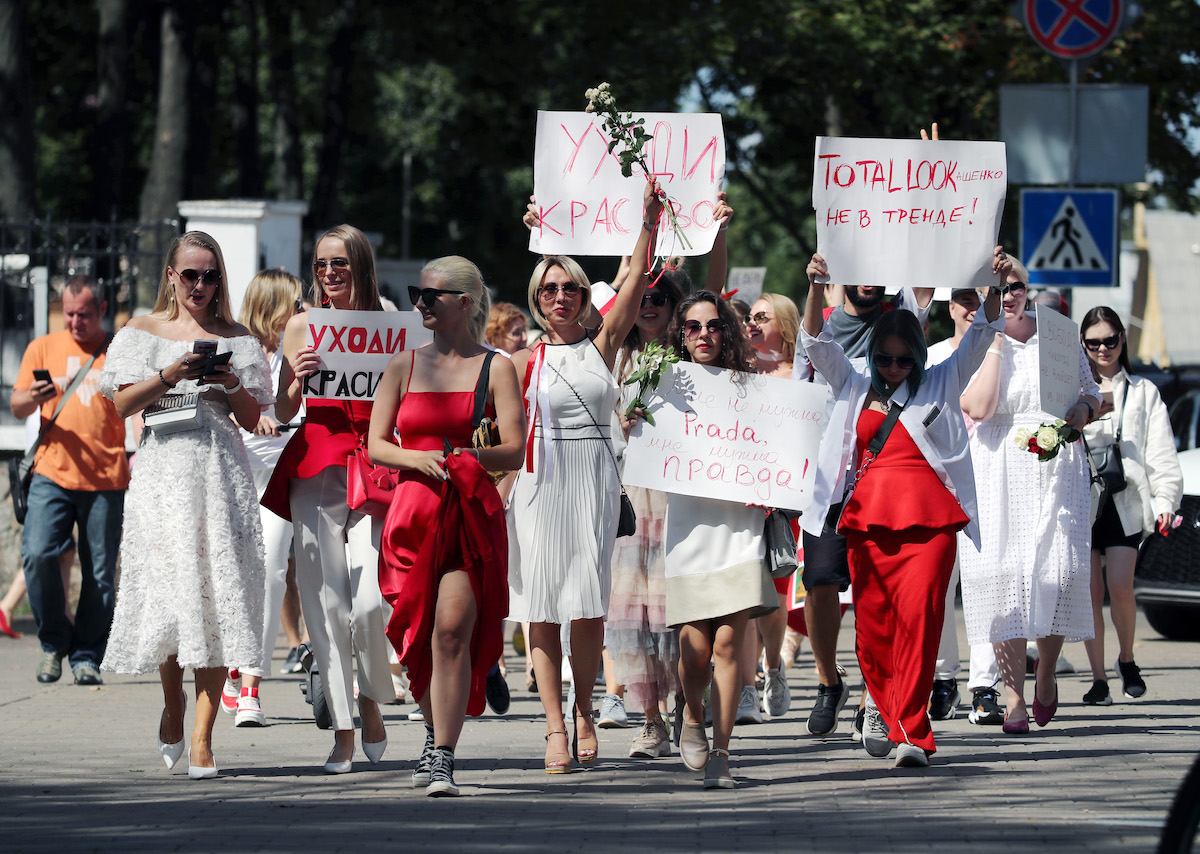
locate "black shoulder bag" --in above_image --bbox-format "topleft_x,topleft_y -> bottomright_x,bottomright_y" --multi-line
1088,388 -> 1127,496
823,402 -> 905,534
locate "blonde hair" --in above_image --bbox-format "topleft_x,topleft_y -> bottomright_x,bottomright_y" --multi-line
152,231 -> 234,323
239,269 -> 304,349
758,292 -> 801,362
485,302 -> 528,348
526,256 -> 591,328
313,224 -> 382,311
421,255 -> 492,343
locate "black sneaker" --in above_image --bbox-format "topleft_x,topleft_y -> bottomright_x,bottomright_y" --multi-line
427,748 -> 459,797
485,663 -> 511,715
412,725 -> 435,788
1082,680 -> 1112,706
1115,659 -> 1146,699
967,687 -> 1004,725
929,678 -> 960,721
850,706 -> 866,742
806,677 -> 850,735
281,646 -> 304,674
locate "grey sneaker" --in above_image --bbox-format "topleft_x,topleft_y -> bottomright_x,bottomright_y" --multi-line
806,677 -> 849,735
72,662 -> 103,686
894,743 -> 929,768
763,668 -> 791,719
412,725 -> 435,787
736,685 -> 763,725
37,652 -> 62,684
426,748 -> 459,797
629,716 -> 670,758
597,693 -> 631,728
863,696 -> 894,758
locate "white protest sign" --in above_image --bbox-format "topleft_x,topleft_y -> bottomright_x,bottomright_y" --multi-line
812,136 -> 1007,290
727,267 -> 767,304
301,308 -> 434,401
1036,303 -> 1082,419
623,361 -> 827,512
529,110 -> 726,257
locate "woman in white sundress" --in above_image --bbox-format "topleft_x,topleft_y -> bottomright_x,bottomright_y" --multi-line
959,260 -> 1100,734
508,182 -> 662,774
100,231 -> 272,779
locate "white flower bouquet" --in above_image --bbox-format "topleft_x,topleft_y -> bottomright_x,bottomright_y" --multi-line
622,339 -> 679,426
1015,420 -> 1081,461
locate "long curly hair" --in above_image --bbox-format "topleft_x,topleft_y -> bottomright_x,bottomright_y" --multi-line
668,290 -> 755,372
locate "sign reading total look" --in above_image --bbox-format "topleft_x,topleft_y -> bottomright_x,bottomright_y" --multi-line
301,309 -> 433,400
529,110 -> 726,257
623,361 -> 827,512
812,136 -> 1007,290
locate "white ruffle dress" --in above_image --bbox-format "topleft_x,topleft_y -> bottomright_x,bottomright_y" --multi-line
99,328 -> 273,674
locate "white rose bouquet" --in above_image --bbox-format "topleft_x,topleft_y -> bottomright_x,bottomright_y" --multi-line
1015,420 -> 1081,461
585,82 -> 691,251
622,339 -> 679,426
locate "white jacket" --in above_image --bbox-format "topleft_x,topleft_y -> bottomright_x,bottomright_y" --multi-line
1083,369 -> 1183,538
800,308 -> 1006,549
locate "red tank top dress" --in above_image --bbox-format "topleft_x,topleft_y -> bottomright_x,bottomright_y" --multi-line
260,397 -> 373,521
839,408 -> 969,535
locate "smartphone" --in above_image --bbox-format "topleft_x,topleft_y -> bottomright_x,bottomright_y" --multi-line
193,340 -> 218,358
1101,389 -> 1114,407
198,350 -> 233,384
33,369 -> 52,384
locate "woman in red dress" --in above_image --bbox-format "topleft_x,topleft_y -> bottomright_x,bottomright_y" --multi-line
800,249 -> 1008,767
261,225 -> 393,774
369,256 -> 525,797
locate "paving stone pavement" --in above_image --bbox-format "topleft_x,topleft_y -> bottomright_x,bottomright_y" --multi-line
0,607 -> 1196,853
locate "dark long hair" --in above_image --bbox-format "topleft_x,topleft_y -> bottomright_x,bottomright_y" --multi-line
617,269 -> 691,381
1080,305 -> 1133,377
866,308 -> 927,398
669,290 -> 755,372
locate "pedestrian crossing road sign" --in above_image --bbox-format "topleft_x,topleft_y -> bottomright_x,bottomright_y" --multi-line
1020,188 -> 1119,287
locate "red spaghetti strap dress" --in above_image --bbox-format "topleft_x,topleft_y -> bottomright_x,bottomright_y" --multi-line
839,408 -> 969,754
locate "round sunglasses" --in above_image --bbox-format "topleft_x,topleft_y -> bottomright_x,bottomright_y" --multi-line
683,319 -> 727,339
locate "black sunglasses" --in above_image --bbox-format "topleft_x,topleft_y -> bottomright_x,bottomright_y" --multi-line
641,291 -> 669,308
999,282 -> 1027,296
539,282 -> 582,299
408,285 -> 464,306
872,353 -> 917,369
172,267 -> 221,286
313,258 -> 350,272
683,319 -> 727,339
1083,333 -> 1122,352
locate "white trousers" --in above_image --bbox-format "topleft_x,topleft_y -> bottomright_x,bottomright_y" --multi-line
241,470 -> 295,678
289,467 -> 394,730
934,560 -> 1000,688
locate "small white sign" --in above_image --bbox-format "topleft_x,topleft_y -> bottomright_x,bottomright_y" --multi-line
623,361 -> 827,512
812,136 -> 1008,290
1036,303 -> 1082,419
727,267 -> 767,304
529,110 -> 726,257
301,308 -> 434,401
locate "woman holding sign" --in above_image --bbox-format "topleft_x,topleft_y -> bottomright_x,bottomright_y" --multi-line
959,260 -> 1099,734
800,248 -> 1008,768
100,231 -> 273,779
507,181 -> 662,774
261,225 -> 394,774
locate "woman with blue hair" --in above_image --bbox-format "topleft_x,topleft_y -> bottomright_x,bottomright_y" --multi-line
800,247 -> 1008,767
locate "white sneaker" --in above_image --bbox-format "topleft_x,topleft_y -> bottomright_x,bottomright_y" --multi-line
735,685 -> 764,725
220,670 -> 241,716
763,668 -> 791,719
894,743 -> 929,768
235,692 -> 265,727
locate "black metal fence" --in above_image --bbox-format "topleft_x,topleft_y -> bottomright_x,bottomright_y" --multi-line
0,218 -> 180,428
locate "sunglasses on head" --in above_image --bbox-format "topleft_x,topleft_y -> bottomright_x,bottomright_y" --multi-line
539,282 -> 582,299
172,267 -> 221,286
313,258 -> 350,272
683,319 -> 727,339
408,285 -> 464,306
872,353 -> 917,370
641,291 -> 669,308
1083,333 -> 1122,351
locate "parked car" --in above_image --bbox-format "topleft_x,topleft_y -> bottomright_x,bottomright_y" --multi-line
1169,389 -> 1200,452
1135,448 -> 1200,640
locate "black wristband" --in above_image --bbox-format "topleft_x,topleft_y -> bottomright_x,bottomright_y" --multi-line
158,369 -> 175,389
1082,401 -> 1095,421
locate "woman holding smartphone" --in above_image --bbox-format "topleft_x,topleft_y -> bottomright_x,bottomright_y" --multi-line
261,225 -> 394,774
100,231 -> 273,779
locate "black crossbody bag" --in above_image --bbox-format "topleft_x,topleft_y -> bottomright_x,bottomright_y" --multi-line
823,402 -> 905,534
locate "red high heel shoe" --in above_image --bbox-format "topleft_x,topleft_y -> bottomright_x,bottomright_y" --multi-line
0,611 -> 21,639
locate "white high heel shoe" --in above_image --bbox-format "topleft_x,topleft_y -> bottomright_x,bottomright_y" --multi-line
187,749 -> 218,780
324,748 -> 353,774
363,735 -> 387,765
157,694 -> 187,770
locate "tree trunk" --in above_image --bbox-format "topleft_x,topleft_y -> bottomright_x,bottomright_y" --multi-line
139,1 -> 190,225
184,3 -> 219,200
308,0 -> 359,229
265,3 -> 301,200
0,0 -> 35,220
232,0 -> 261,196
94,0 -> 130,220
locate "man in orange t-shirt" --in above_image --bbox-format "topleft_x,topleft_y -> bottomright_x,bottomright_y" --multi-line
12,275 -> 128,686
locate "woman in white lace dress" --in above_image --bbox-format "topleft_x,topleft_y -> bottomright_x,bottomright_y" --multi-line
101,231 -> 273,779
959,261 -> 1100,734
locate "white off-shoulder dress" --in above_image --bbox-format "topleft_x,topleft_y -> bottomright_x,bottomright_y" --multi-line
99,329 -> 273,674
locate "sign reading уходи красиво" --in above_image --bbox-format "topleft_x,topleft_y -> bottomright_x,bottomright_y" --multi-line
301,308 -> 434,400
